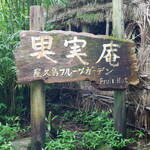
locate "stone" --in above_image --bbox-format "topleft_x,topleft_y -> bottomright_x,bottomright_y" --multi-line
12,137 -> 31,150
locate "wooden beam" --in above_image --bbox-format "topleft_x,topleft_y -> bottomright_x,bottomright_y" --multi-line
112,0 -> 124,39
114,90 -> 126,136
112,0 -> 126,138
80,24 -> 90,90
30,6 -> 46,150
82,24 -> 89,32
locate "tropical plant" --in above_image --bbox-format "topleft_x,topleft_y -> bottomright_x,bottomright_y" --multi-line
44,130 -> 78,150
45,111 -> 59,138
44,110 -> 134,149
0,121 -> 22,149
0,0 -> 70,116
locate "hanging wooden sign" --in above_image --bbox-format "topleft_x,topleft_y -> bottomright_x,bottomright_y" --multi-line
14,30 -> 139,89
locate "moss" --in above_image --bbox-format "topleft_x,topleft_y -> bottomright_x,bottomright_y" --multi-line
75,13 -> 99,22
108,36 -> 134,43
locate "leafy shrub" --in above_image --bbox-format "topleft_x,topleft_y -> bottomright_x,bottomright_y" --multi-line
0,141 -> 13,150
44,130 -> 78,150
61,110 -> 75,122
0,121 -> 22,149
44,110 -> 134,149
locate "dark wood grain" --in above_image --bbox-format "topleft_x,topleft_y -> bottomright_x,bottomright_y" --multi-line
14,30 -> 139,89
29,6 -> 45,150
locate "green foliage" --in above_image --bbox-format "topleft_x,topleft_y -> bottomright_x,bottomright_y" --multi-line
0,0 -> 69,118
44,0 -> 69,6
61,110 -> 74,122
46,111 -> 58,133
75,110 -> 134,148
0,115 -> 31,149
0,57 -> 16,80
44,110 -> 134,149
2,115 -> 20,124
127,129 -> 146,139
135,130 -> 145,138
0,141 -> 13,150
0,1 -> 29,33
73,109 -> 100,124
0,120 -> 22,149
0,17 -> 21,115
0,123 -> 20,141
76,13 -> 99,22
44,130 -> 78,150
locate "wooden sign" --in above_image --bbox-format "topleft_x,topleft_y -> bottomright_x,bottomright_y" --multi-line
14,30 -> 139,89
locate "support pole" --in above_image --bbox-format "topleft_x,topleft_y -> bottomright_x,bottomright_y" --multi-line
30,6 -> 46,150
80,24 -> 90,90
112,0 -> 126,137
82,24 -> 89,32
114,91 -> 126,137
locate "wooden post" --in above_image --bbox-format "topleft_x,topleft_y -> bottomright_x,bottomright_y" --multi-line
112,0 -> 126,137
30,6 -> 46,150
80,24 -> 89,90
112,0 -> 124,39
82,24 -> 89,32
105,11 -> 110,36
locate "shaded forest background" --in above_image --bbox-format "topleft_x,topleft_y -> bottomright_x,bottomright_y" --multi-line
0,0 -> 69,116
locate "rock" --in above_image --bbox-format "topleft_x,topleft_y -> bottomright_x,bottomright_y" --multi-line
12,137 -> 31,150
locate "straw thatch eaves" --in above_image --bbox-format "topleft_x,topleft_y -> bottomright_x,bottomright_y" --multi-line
48,0 -> 150,28
48,0 -> 112,28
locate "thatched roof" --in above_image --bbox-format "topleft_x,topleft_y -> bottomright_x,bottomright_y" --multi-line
48,0 -> 112,27
124,0 -> 150,23
48,0 -> 150,28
